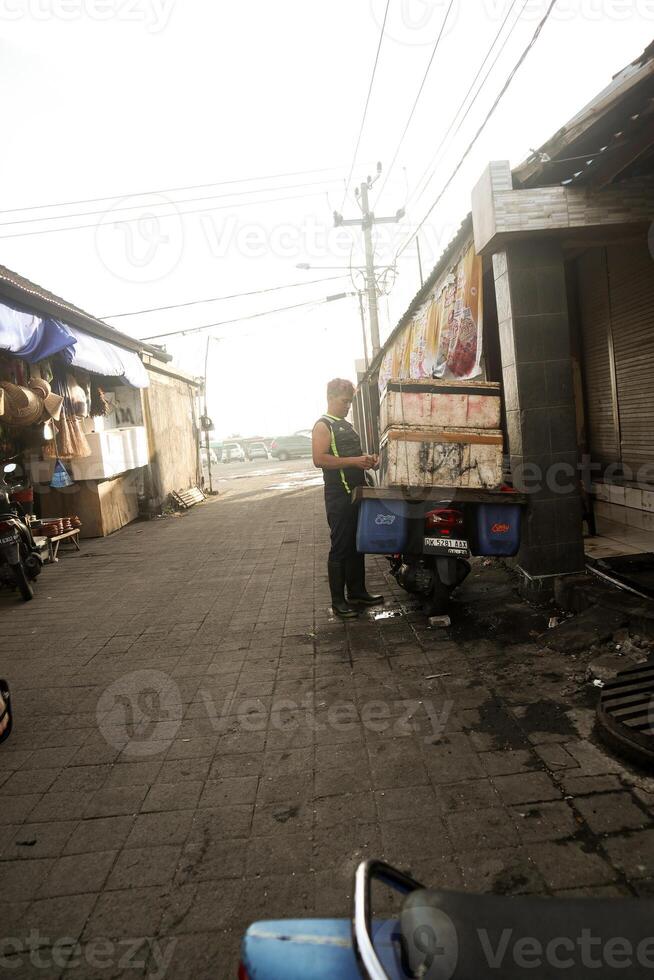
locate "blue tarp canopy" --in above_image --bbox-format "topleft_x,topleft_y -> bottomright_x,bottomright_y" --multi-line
0,300 -> 76,364
66,327 -> 150,389
0,299 -> 149,388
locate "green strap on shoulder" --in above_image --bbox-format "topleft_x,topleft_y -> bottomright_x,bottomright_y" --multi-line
322,415 -> 351,494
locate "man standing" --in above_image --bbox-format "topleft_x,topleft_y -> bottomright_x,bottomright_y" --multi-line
312,378 -> 384,619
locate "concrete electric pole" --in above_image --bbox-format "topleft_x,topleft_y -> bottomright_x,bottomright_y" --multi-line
334,165 -> 404,358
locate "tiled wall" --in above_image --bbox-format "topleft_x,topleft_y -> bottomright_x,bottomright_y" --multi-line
593,482 -> 654,534
472,161 -> 654,253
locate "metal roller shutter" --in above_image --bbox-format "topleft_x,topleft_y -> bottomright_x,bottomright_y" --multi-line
577,248 -> 620,464
607,242 -> 654,477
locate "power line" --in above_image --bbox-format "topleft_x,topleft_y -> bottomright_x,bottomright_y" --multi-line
372,0 -> 456,208
140,292 -> 354,341
102,274 -> 349,319
0,177 -> 343,229
395,0 -> 558,261
340,0 -> 391,210
0,188 -> 330,240
408,0 -> 524,210
0,165 -> 346,216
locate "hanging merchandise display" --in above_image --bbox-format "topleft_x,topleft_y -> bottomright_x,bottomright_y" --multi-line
0,382 -> 47,427
42,368 -> 91,459
50,459 -> 73,489
66,373 -> 89,418
90,381 -> 110,417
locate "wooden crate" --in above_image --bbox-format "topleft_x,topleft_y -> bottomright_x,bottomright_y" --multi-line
380,379 -> 501,434
380,427 -> 504,489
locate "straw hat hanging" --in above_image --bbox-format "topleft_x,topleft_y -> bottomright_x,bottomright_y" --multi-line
28,377 -> 64,421
0,380 -> 64,427
0,382 -> 44,427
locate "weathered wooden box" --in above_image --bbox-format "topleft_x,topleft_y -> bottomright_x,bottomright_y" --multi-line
380,379 -> 501,434
380,427 -> 504,489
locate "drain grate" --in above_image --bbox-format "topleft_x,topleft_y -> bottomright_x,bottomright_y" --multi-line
597,661 -> 654,765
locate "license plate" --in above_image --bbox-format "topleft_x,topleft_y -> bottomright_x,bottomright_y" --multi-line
424,536 -> 469,557
0,535 -> 16,546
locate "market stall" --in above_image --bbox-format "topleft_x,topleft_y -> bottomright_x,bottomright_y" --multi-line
1,295 -> 150,541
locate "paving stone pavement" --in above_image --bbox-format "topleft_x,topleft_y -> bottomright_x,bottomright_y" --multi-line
1,467 -> 654,978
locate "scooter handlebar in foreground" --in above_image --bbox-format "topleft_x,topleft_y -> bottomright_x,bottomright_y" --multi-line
352,860 -> 423,980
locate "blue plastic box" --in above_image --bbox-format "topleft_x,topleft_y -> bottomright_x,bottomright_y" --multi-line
473,503 -> 522,557
356,498 -> 409,554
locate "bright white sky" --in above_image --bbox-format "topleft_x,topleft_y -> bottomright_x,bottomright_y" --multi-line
0,1 -> 650,438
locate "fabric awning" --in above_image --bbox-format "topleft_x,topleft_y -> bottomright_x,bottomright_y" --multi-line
66,327 -> 150,389
0,300 -> 76,364
0,300 -> 149,388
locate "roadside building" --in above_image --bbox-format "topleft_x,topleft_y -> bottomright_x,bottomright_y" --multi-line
355,40 -> 654,591
0,264 -> 201,537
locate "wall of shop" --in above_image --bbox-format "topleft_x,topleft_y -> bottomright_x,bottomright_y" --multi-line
36,470 -> 141,538
576,236 -> 654,544
142,367 -> 200,510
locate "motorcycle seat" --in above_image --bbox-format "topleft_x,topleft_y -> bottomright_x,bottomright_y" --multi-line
401,888 -> 654,979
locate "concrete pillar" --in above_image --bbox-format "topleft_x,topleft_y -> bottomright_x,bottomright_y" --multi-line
493,240 -> 585,581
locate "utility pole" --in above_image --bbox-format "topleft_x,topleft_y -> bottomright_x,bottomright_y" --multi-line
201,335 -> 219,495
357,290 -> 370,371
334,164 -> 404,358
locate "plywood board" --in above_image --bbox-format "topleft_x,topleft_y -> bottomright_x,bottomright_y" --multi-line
380,380 -> 501,434
380,428 -> 503,489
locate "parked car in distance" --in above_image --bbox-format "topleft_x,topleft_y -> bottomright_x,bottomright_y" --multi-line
200,447 -> 218,465
270,434 -> 313,460
221,442 -> 246,463
246,441 -> 270,461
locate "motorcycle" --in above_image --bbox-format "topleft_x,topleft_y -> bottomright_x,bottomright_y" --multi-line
239,858 -> 654,979
0,463 -> 43,601
387,504 -> 471,618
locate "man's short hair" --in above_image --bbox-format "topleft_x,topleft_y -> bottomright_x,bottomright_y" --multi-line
327,378 -> 355,400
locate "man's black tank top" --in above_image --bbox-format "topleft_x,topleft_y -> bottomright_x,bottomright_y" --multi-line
317,414 -> 366,498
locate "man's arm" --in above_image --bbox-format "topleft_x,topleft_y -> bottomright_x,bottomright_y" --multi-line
312,421 -> 375,470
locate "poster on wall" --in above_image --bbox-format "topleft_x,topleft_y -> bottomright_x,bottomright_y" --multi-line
379,242 -> 483,393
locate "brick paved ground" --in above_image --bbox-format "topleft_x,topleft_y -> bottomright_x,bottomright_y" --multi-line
1,462 -> 654,978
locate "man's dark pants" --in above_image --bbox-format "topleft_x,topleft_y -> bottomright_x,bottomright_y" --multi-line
325,491 -> 358,562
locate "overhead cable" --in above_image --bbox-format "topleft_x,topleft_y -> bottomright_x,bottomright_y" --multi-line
340,0 -> 391,210
372,0 -> 456,208
409,0 -> 524,209
0,165 -> 346,216
102,274 -> 349,319
0,177 -> 344,229
395,0 -> 558,260
0,188 -> 330,240
140,292 -> 354,341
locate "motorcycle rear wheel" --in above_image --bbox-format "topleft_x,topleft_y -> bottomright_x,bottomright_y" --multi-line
11,563 -> 34,601
423,578 -> 450,617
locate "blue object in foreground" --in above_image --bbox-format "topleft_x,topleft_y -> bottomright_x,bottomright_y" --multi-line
356,498 -> 409,554
240,917 -> 404,979
473,502 -> 522,556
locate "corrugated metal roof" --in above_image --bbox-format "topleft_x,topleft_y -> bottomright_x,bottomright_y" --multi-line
513,40 -> 654,189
